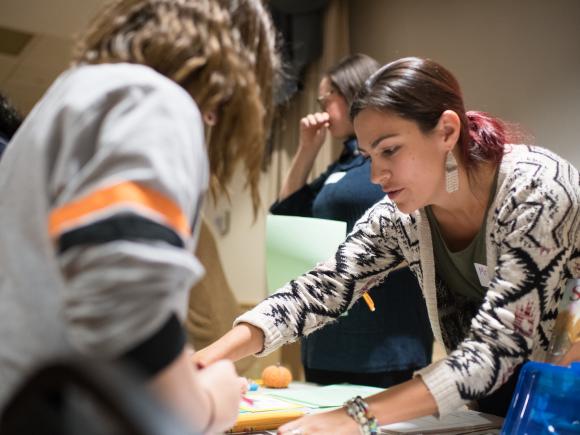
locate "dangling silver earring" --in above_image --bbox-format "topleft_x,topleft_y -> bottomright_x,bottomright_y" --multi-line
445,151 -> 459,193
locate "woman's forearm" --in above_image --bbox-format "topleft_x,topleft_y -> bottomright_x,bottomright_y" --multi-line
193,322 -> 264,367
368,377 -> 438,425
278,375 -> 439,435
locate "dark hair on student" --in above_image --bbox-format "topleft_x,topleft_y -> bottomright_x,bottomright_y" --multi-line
350,57 -> 508,171
0,93 -> 23,140
326,53 -> 380,107
0,93 -> 23,158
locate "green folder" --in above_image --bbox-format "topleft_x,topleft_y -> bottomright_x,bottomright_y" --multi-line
266,214 -> 347,295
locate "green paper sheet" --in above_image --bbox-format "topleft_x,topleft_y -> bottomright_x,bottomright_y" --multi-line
264,384 -> 384,408
266,214 -> 347,295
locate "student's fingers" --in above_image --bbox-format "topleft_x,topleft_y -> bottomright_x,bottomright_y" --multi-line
186,347 -> 205,370
305,114 -> 318,128
301,113 -> 328,130
197,360 -> 241,430
314,112 -> 330,124
203,359 -> 237,377
240,377 -> 249,395
299,116 -> 311,129
190,349 -> 210,369
299,114 -> 313,129
197,361 -> 240,402
299,112 -> 328,150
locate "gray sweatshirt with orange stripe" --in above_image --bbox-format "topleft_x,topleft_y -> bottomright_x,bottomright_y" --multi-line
0,63 -> 208,407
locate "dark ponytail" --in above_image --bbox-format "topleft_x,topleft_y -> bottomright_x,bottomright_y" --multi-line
465,111 -> 506,165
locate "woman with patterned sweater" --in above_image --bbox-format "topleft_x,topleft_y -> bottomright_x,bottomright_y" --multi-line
195,57 -> 580,434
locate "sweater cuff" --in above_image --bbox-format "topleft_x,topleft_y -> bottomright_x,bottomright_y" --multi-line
415,360 -> 465,416
234,310 -> 285,357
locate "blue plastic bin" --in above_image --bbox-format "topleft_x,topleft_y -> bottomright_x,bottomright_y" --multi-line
501,361 -> 580,434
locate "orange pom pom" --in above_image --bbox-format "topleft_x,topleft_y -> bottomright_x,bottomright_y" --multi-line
261,363 -> 292,388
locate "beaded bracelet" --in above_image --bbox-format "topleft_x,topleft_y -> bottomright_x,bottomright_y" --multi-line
344,395 -> 379,435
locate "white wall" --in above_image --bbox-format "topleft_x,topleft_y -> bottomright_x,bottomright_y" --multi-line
350,0 -> 580,167
203,166 -> 272,305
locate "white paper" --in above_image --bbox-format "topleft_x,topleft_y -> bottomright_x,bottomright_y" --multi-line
380,410 -> 503,434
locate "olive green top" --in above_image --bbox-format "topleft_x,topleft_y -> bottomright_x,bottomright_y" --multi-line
426,171 -> 499,303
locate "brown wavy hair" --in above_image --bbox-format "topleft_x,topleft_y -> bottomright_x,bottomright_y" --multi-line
72,0 -> 279,211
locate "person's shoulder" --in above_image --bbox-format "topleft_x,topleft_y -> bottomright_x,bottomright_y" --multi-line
501,144 -> 575,173
65,63 -> 174,91
55,63 -> 199,117
500,144 -> 578,194
495,145 -> 579,229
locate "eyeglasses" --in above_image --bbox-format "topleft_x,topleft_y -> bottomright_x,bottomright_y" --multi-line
316,89 -> 335,111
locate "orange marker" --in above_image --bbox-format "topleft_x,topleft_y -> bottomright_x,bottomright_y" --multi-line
362,292 -> 375,312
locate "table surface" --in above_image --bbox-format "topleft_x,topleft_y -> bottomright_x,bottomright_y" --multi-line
227,382 -> 503,434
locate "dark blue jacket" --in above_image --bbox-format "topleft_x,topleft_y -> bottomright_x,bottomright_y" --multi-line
270,138 -> 433,372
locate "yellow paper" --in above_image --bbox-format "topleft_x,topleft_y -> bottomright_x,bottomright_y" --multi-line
228,410 -> 304,433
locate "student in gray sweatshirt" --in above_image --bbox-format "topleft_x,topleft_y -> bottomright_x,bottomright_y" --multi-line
0,0 -> 278,433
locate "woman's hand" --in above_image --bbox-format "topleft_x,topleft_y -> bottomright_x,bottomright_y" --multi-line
278,408 -> 360,435
298,112 -> 330,157
191,323 -> 265,368
190,345 -> 215,369
278,378 -> 438,434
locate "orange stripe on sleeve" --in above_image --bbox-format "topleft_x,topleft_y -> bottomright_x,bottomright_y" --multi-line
49,182 -> 191,239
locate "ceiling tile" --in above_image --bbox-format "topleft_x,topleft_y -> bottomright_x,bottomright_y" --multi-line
0,54 -> 18,83
18,35 -> 74,70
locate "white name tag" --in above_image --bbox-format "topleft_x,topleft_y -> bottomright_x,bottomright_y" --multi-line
474,263 -> 490,287
324,171 -> 346,185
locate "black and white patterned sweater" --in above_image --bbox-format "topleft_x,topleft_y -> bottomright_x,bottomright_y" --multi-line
236,145 -> 580,415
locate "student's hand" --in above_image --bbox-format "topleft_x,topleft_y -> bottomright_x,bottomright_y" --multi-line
298,112 -> 330,156
196,359 -> 244,431
278,408 -> 359,435
557,341 -> 580,366
240,376 -> 249,395
191,346 -> 213,369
